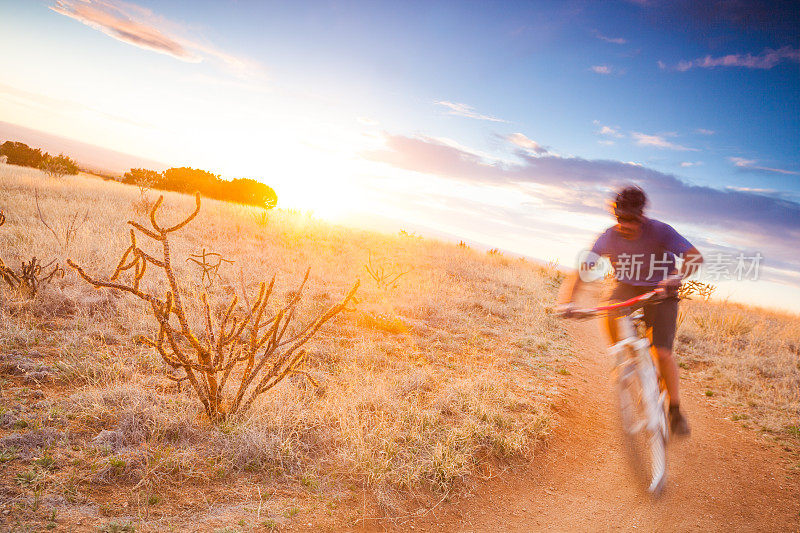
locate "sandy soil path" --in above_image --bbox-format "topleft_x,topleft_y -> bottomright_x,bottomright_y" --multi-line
410,317 -> 800,532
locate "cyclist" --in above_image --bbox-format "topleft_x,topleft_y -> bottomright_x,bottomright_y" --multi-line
559,185 -> 702,436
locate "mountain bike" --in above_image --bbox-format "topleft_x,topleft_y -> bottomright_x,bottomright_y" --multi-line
557,288 -> 670,496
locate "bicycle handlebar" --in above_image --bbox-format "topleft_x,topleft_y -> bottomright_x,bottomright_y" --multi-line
557,287 -> 667,320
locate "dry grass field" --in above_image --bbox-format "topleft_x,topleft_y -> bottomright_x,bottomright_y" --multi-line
0,163 -> 797,531
674,299 -> 800,443
0,164 -> 569,531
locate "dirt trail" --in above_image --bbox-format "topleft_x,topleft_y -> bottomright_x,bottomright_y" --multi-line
412,318 -> 800,532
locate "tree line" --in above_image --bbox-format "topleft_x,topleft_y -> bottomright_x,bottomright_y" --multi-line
123,167 -> 277,209
0,140 -> 277,209
0,141 -> 79,177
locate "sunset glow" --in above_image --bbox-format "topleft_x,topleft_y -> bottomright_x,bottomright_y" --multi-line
1,1 -> 798,311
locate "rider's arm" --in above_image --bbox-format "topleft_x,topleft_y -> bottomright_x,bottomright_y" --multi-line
661,246 -> 703,288
558,271 -> 584,305
562,232 -> 610,305
678,246 -> 703,278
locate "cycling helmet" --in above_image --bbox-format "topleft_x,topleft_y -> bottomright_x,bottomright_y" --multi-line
610,185 -> 647,219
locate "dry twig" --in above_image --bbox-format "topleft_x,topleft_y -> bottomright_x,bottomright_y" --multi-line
678,279 -> 716,302
188,248 -> 234,286
35,190 -> 90,253
364,252 -> 411,290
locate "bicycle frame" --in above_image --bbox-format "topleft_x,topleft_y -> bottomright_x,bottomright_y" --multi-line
558,287 -> 670,495
609,312 -> 669,437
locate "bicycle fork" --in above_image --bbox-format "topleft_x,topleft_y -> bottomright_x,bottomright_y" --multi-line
609,318 -> 666,438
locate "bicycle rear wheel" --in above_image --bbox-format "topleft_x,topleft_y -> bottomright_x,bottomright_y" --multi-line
615,347 -> 667,495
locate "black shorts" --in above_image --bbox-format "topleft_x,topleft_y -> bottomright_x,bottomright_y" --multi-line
609,283 -> 679,350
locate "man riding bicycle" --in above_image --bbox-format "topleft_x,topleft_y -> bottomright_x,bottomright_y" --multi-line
559,185 -> 702,436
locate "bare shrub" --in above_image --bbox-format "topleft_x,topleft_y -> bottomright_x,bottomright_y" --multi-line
131,194 -> 155,217
679,279 -> 716,302
0,256 -> 64,300
35,190 -> 90,254
364,252 -> 411,291
68,193 -> 359,422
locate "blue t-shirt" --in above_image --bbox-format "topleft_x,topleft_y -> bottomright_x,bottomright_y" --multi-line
589,218 -> 694,286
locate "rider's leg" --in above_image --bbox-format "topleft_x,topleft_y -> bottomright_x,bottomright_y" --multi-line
648,296 -> 690,435
654,347 -> 680,407
605,283 -> 640,344
604,310 -> 622,343
644,295 -> 679,404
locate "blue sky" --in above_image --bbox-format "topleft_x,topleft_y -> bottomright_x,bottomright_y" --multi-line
1,0 -> 799,310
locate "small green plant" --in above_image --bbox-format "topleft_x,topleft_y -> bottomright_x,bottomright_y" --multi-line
0,446 -> 19,463
284,507 -> 299,518
147,494 -> 161,506
300,473 -> 319,490
260,519 -> 277,530
34,453 -> 56,470
705,390 -> 715,397
15,468 -> 41,487
46,509 -> 57,529
108,456 -> 127,472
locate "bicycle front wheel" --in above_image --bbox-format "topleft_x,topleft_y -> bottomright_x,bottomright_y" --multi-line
615,347 -> 667,496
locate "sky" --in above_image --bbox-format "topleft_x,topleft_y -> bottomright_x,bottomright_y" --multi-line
1,0 -> 799,311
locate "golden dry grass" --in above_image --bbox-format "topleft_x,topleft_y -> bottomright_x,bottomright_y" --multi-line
0,163 -> 568,530
675,299 -> 800,441
4,162 -> 795,530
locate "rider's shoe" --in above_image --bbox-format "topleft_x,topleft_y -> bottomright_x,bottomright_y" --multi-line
669,405 -> 691,437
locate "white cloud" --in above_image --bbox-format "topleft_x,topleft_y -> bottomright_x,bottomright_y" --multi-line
599,125 -> 624,138
730,157 -> 800,175
506,133 -> 548,155
364,133 -> 800,249
695,128 -> 715,135
50,0 -> 261,78
436,101 -> 509,123
726,186 -> 780,194
661,46 -> 800,71
631,132 -> 697,151
680,161 -> 702,167
593,31 -> 626,45
590,65 -> 612,75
